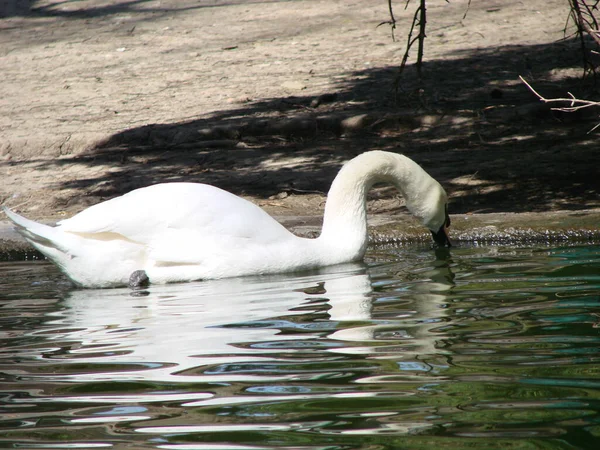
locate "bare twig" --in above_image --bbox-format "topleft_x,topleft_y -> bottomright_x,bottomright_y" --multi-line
567,0 -> 600,75
520,76 -> 600,133
378,0 -> 397,41
580,0 -> 600,47
415,0 -> 427,77
392,0 -> 428,97
520,76 -> 600,111
463,0 -> 472,20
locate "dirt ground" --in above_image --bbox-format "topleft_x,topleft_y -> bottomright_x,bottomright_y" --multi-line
1,0 -> 599,225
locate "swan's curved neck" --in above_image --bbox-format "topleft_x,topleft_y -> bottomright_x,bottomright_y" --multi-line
318,151 -> 440,260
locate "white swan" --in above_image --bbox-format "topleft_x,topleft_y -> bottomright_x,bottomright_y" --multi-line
3,151 -> 451,288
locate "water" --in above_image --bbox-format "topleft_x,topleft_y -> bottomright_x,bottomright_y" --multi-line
1,244 -> 599,449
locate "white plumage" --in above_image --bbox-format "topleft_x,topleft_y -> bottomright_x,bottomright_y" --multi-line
3,151 -> 450,287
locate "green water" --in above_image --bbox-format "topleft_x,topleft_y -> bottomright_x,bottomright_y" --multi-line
0,244 -> 599,449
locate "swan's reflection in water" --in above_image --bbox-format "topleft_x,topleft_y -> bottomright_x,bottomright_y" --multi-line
33,252 -> 455,386
4,250 -> 458,441
327,249 -> 454,361
6,245 -> 600,445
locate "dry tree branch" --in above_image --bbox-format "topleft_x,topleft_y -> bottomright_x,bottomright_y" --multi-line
414,0 -> 427,77
520,76 -> 600,111
573,0 -> 600,47
377,0 -> 398,41
462,0 -> 472,20
568,0 -> 600,75
383,0 -> 453,99
579,0 -> 600,47
389,0 -> 428,98
520,76 -> 600,133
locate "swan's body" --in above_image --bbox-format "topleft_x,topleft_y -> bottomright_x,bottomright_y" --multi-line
3,151 -> 450,288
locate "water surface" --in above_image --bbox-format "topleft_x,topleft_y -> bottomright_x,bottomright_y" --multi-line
1,244 -> 599,449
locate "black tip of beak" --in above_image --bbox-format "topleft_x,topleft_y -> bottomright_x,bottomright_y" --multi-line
431,225 -> 451,248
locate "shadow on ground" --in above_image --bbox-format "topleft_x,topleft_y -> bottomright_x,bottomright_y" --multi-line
8,31 -> 600,214
1,0 -> 293,19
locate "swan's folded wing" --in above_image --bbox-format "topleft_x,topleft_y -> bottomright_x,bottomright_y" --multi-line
57,183 -> 291,244
146,229 -> 251,264
146,228 -> 295,280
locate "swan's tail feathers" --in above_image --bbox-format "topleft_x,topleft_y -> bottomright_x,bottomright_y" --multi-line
2,207 -> 71,256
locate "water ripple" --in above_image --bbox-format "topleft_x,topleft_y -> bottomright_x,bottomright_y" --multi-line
1,245 -> 599,448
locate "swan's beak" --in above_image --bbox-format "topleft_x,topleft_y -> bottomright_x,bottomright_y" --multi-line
431,209 -> 451,248
431,225 -> 451,248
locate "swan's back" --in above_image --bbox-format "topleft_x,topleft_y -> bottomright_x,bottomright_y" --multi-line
59,183 -> 291,243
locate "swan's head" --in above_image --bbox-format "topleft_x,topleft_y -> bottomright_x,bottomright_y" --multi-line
429,203 -> 451,248
409,182 -> 451,248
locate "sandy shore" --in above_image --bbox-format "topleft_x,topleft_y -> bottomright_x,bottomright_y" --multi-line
1,0 -> 599,253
